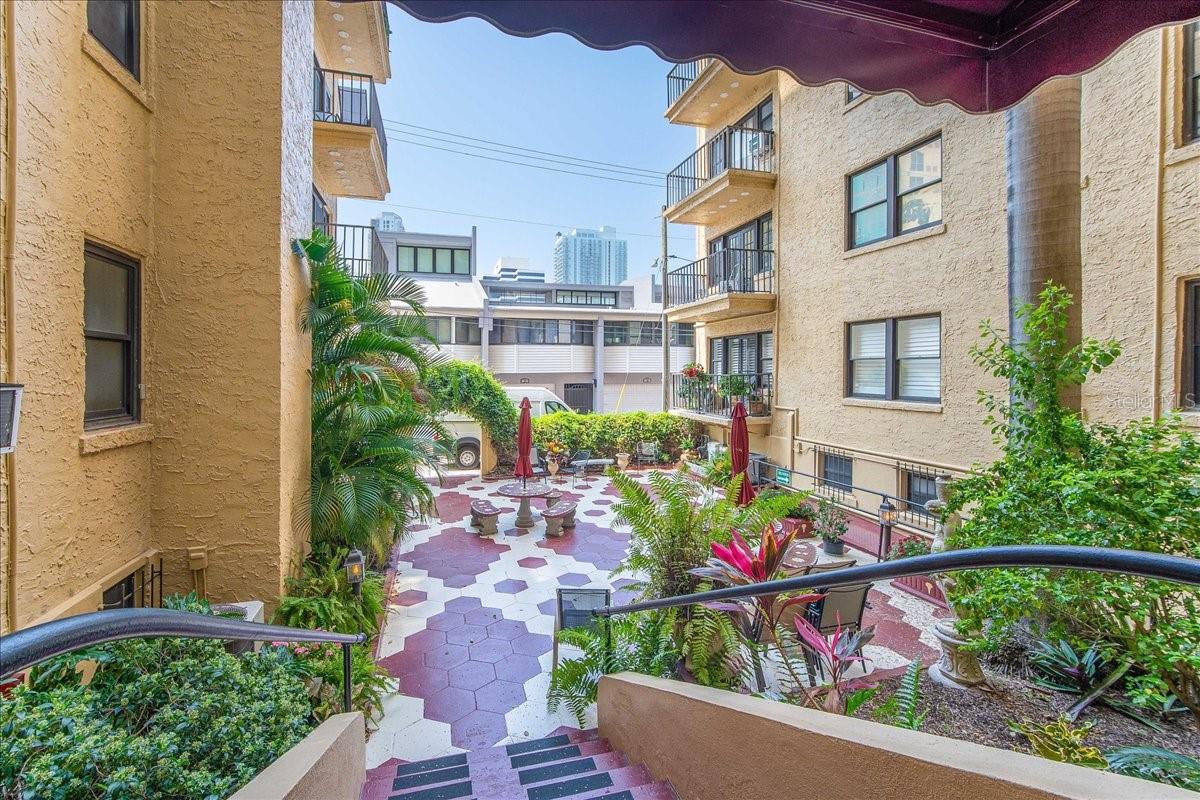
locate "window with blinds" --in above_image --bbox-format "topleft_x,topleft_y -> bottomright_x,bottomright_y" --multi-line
846,315 -> 940,401
709,332 -> 772,376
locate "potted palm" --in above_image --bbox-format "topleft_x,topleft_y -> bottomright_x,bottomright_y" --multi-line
815,497 -> 849,555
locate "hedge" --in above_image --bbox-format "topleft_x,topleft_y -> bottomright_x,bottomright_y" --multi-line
532,411 -> 699,460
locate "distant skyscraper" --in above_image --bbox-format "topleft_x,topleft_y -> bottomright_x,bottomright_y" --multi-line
553,226 -> 628,285
372,211 -> 405,233
492,256 -> 545,283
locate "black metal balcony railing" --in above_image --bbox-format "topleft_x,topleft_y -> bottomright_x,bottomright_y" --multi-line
312,66 -> 388,162
667,126 -> 776,207
666,249 -> 774,308
317,222 -> 386,278
671,371 -> 773,418
666,58 -> 714,106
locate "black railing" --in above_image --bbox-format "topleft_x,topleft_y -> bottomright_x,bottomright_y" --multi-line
667,126 -> 776,207
666,249 -> 774,308
313,65 -> 388,162
596,546 -> 1200,619
317,222 -> 387,277
0,608 -> 365,712
666,58 -> 714,106
671,371 -> 772,418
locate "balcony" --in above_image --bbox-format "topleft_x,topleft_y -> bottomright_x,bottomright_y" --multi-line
314,0 -> 390,83
665,249 -> 776,324
312,66 -> 390,200
665,59 -> 776,127
670,371 -> 772,429
317,222 -> 386,278
665,126 -> 776,225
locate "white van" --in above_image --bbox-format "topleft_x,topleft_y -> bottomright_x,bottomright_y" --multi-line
441,386 -> 573,469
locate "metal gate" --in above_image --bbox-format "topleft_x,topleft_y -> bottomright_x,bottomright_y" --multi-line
563,382 -> 594,413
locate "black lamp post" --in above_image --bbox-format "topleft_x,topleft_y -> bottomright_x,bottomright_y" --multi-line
343,548 -> 365,600
878,498 -> 897,560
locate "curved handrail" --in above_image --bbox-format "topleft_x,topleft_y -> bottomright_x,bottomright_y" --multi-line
595,545 -> 1200,617
0,608 -> 367,711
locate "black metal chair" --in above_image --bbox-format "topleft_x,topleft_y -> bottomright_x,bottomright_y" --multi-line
552,587 -> 611,670
634,441 -> 660,469
563,449 -> 590,487
799,582 -> 871,686
529,447 -> 549,480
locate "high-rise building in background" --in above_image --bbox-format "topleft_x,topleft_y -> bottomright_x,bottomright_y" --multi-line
372,211 -> 405,233
553,226 -> 628,284
492,256 -> 546,283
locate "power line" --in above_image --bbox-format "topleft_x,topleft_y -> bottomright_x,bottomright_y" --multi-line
381,124 -> 663,179
385,134 -> 664,187
361,200 -> 696,243
382,117 -> 665,177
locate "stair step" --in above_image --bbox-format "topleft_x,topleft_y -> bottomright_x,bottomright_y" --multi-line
510,740 -> 612,769
526,772 -> 615,800
578,782 -> 677,799
518,757 -> 599,786
393,764 -> 471,792
394,754 -> 470,777
387,779 -> 473,800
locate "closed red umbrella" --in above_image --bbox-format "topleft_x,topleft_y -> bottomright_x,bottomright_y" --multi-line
514,397 -> 534,486
730,400 -> 755,507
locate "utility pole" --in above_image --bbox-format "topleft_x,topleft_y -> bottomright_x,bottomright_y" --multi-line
660,206 -> 670,412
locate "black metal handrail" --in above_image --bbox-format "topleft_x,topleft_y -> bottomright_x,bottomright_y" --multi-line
317,222 -> 387,277
667,125 -> 776,207
313,65 -> 387,162
0,608 -> 367,712
666,249 -> 774,308
671,371 -> 772,418
666,58 -> 714,106
596,545 -> 1200,618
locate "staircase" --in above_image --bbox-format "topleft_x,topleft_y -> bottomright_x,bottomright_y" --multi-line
363,729 -> 677,800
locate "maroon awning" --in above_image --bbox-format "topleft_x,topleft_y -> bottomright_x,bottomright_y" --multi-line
388,0 -> 1200,113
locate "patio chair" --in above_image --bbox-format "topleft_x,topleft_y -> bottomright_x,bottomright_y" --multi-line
552,587 -> 611,670
799,583 -> 871,686
806,558 -> 857,575
634,441 -> 660,469
561,449 -> 589,486
529,447 -> 549,480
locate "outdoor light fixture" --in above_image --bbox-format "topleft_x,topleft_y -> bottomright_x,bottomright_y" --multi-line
878,499 -> 897,560
0,384 -> 24,455
343,548 -> 365,598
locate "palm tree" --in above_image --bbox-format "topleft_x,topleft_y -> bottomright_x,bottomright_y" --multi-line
295,232 -> 448,564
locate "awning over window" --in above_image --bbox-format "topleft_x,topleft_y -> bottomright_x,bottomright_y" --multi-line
388,0 -> 1200,113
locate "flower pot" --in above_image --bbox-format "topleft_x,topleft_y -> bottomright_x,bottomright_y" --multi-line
822,538 -> 846,555
547,461 -> 560,476
792,518 -> 815,537
616,452 -> 630,470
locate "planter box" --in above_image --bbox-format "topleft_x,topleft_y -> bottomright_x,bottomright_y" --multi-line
890,573 -> 948,608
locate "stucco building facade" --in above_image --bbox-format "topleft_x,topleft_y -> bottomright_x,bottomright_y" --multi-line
0,0 -> 390,632
663,24 -> 1200,539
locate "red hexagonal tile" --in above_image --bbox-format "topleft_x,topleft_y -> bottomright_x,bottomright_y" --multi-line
464,606 -> 504,627
451,709 -> 508,750
510,632 -> 552,657
516,557 -> 547,568
486,619 -> 528,640
474,679 -> 527,713
399,668 -> 447,699
424,686 -> 477,724
377,648 -> 424,677
468,638 -> 513,663
393,589 -> 428,606
447,660 -> 496,691
403,629 -> 446,652
444,596 -> 483,613
492,578 -> 528,594
446,624 -> 489,646
425,611 -> 466,632
494,654 -> 541,683
424,644 -> 469,670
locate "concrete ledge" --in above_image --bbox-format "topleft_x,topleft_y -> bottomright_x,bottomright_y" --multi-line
598,673 -> 1192,800
231,713 -> 365,800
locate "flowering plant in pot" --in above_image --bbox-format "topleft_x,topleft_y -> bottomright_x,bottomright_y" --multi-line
815,497 -> 849,555
681,361 -> 707,380
543,439 -> 569,475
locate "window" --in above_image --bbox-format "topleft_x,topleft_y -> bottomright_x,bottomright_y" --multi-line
710,332 -> 772,376
567,320 -> 594,345
396,245 -> 470,275
555,290 -> 617,307
901,462 -> 939,526
545,400 -> 570,414
1182,280 -> 1200,409
736,96 -> 774,132
454,317 -> 481,345
102,572 -> 138,609
670,322 -> 695,347
493,319 -> 593,344
1187,23 -> 1199,143
490,287 -> 552,304
425,316 -> 452,344
818,448 -> 853,495
88,0 -> 140,80
846,315 -> 940,401
84,243 -> 139,428
707,213 -> 774,275
847,136 -> 942,248
311,186 -> 330,228
846,85 -> 863,104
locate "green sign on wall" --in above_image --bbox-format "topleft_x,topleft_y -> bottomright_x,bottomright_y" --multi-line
776,468 -> 791,486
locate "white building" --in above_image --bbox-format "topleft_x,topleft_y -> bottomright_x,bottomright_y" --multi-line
372,211 -> 405,233
553,225 -> 629,285
492,256 -> 546,283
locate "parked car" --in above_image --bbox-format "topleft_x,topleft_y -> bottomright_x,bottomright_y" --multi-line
442,386 -> 573,469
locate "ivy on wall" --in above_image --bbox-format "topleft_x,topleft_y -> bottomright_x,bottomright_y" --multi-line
425,361 -> 519,457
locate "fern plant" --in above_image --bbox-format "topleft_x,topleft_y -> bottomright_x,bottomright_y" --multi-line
1105,746 -> 1200,790
273,553 -> 386,635
548,612 -> 680,727
873,660 -> 927,730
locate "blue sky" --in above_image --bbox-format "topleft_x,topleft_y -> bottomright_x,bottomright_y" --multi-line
336,7 -> 697,279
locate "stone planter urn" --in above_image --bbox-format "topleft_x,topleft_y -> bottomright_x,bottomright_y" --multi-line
616,452 -> 630,470
547,460 -> 560,477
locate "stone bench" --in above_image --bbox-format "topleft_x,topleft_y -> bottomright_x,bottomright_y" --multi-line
470,499 -> 502,536
543,501 -> 578,537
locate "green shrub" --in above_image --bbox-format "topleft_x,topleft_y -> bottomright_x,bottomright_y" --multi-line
425,360 -> 518,456
532,411 -> 698,460
273,642 -> 391,724
2,597 -> 312,799
273,553 -> 385,636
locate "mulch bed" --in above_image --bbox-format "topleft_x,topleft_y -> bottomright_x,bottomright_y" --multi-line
853,669 -> 1200,757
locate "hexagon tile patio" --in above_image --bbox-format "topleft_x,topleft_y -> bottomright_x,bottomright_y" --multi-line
366,469 -> 947,769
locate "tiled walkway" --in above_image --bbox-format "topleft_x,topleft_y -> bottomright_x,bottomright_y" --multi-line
367,470 -> 947,772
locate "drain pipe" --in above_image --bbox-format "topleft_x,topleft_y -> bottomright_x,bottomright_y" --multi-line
2,0 -> 17,634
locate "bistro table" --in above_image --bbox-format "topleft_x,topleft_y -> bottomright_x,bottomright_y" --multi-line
496,481 -> 556,528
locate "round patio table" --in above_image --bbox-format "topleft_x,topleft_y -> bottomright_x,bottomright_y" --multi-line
496,481 -> 555,528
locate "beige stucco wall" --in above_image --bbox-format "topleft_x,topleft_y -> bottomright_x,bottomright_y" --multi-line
2,0 -> 314,628
230,713 -> 365,800
599,673 -> 1196,800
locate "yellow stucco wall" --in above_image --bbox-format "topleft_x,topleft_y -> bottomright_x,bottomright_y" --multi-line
2,0 -> 313,629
